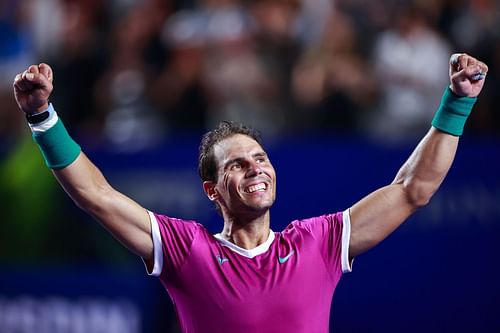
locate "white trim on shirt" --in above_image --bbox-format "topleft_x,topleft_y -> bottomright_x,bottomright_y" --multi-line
214,230 -> 275,258
143,211 -> 163,277
341,209 -> 353,273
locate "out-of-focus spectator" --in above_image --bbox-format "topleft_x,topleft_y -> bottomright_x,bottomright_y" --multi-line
244,0 -> 302,134
0,1 -> 35,141
294,0 -> 334,46
370,2 -> 451,141
155,0 -> 297,137
2,0 -> 499,143
151,6 -> 211,133
291,10 -> 378,132
28,0 -> 64,59
47,0 -> 107,137
204,0 -> 289,136
445,0 -> 497,51
94,0 -> 171,151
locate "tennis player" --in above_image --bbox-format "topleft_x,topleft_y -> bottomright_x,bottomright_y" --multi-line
13,53 -> 487,333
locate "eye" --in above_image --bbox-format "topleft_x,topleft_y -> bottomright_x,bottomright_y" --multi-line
256,155 -> 268,164
229,162 -> 242,171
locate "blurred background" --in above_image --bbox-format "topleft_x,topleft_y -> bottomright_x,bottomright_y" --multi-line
0,0 -> 499,332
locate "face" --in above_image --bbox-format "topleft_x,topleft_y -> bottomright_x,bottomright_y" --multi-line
204,134 -> 276,218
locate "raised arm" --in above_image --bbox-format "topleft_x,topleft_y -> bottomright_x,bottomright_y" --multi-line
348,53 -> 488,259
13,64 -> 153,260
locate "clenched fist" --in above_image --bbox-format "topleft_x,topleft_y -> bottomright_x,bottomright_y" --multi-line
449,53 -> 488,98
13,63 -> 54,114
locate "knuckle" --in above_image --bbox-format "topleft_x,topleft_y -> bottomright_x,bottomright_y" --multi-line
450,53 -> 462,65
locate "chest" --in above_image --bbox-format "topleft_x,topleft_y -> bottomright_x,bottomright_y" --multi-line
160,230 -> 342,333
169,239 -> 336,305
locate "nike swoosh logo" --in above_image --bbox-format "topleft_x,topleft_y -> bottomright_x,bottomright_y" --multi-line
217,255 -> 229,265
278,250 -> 295,264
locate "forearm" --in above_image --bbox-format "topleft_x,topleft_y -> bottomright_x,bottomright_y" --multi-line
53,152 -> 114,215
29,107 -> 152,257
53,152 -> 152,257
27,104 -> 120,215
392,58 -> 484,201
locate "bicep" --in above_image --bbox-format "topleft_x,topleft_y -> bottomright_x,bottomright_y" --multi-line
348,129 -> 458,259
348,184 -> 416,258
92,188 -> 154,260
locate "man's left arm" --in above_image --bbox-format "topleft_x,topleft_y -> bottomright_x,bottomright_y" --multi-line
348,53 -> 488,259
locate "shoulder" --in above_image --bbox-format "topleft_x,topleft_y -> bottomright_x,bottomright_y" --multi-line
153,212 -> 203,228
285,212 -> 343,231
280,212 -> 344,240
151,212 -> 207,239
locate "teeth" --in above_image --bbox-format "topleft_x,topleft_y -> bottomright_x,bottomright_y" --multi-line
246,183 -> 266,193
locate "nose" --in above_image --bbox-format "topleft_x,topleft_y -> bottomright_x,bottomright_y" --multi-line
246,161 -> 263,177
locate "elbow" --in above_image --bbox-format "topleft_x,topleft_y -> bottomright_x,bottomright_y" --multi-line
401,179 -> 437,209
71,183 -> 113,216
72,192 -> 101,214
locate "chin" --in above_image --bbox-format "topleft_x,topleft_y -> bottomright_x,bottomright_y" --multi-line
248,199 -> 275,212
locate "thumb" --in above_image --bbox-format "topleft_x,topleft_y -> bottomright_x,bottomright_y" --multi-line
452,65 -> 483,83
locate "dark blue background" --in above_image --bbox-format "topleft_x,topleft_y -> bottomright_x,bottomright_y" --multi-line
2,134 -> 499,332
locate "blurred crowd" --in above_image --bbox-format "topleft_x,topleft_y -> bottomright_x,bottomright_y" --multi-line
1,0 -> 499,149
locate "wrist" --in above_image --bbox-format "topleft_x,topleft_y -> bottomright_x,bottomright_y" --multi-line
448,85 -> 463,97
35,102 -> 50,114
23,102 -> 50,115
431,87 -> 477,136
29,104 -> 81,169
28,103 -> 58,133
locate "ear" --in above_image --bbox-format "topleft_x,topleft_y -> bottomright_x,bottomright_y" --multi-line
203,181 -> 218,201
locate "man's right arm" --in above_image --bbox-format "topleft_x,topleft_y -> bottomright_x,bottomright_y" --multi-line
13,63 -> 154,261
54,153 -> 153,260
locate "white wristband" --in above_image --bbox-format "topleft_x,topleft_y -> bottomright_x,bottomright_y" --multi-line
29,104 -> 59,133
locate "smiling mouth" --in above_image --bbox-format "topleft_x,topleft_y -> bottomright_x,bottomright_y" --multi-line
244,183 -> 267,193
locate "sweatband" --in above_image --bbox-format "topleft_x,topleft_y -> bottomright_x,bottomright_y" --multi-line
431,87 -> 477,136
32,117 -> 81,169
29,103 -> 58,133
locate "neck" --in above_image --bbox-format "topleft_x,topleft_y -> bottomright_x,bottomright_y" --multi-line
220,211 -> 271,250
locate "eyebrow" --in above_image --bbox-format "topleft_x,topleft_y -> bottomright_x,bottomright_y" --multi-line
223,152 -> 268,170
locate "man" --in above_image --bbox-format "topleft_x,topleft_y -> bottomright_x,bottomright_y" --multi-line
13,53 -> 487,333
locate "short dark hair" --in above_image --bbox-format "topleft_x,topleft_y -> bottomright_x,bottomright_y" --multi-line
198,121 -> 264,182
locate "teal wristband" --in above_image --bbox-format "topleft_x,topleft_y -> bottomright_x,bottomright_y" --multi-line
431,87 -> 477,136
33,118 -> 81,169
